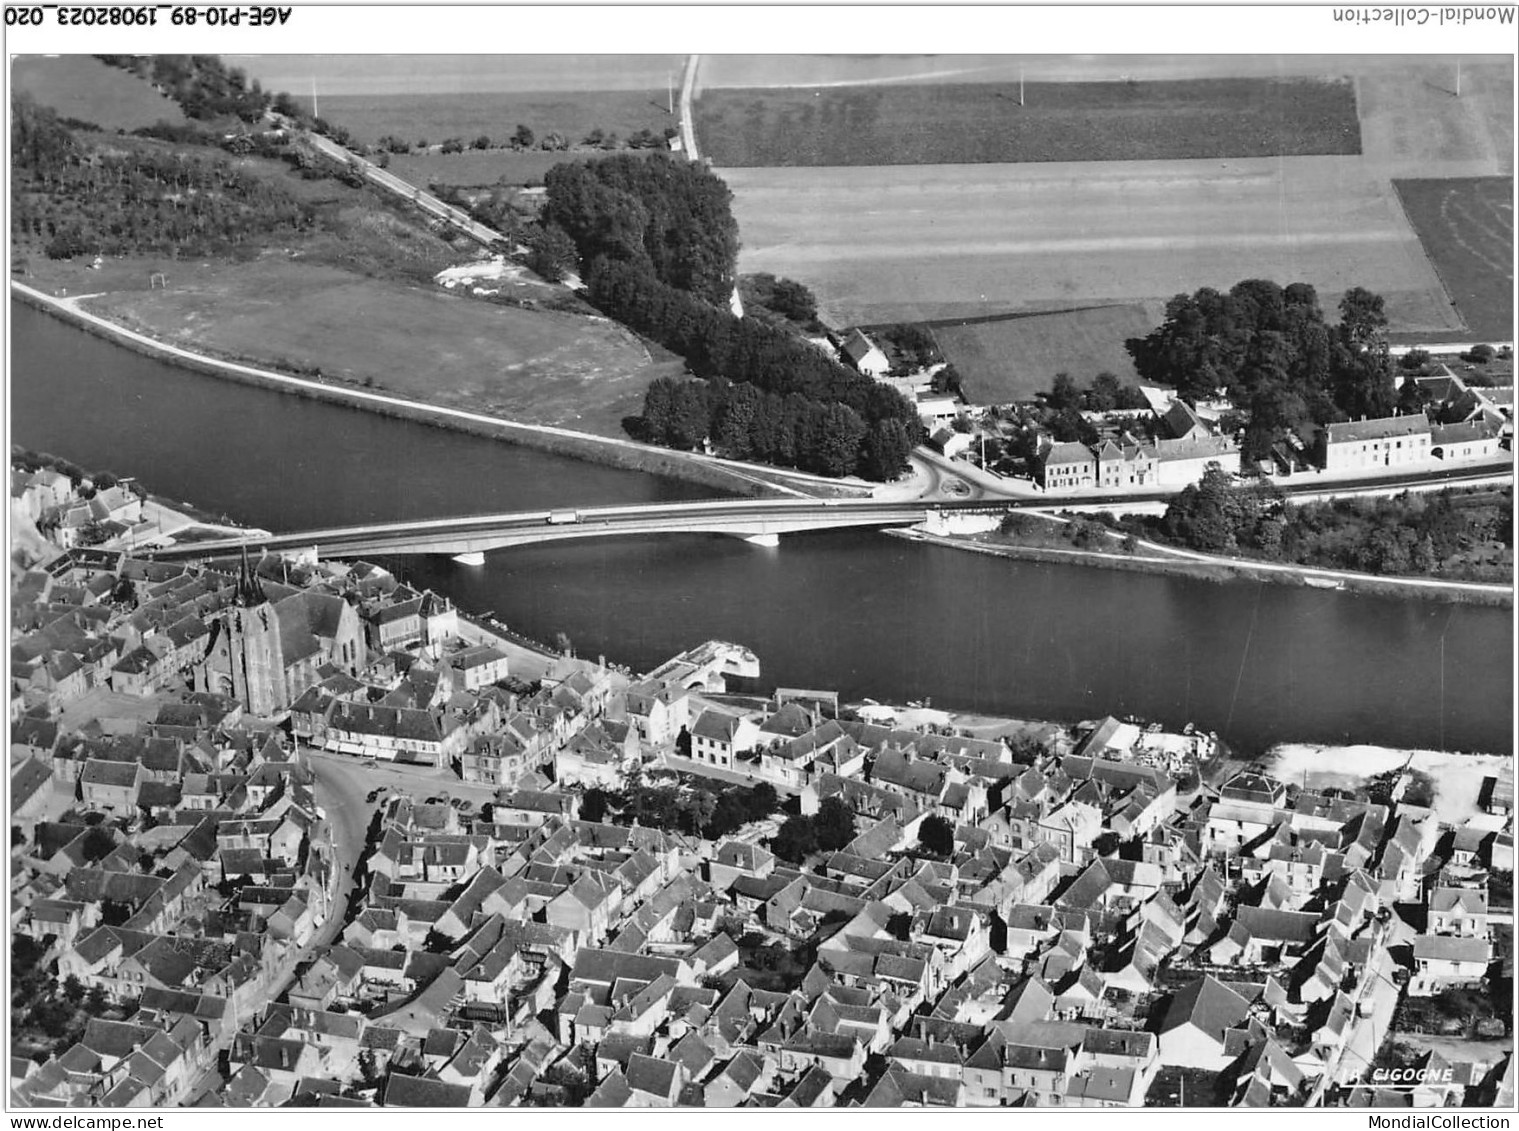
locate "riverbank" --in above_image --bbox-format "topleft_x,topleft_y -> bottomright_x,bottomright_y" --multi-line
11,282 -> 876,503
891,523 -> 1515,607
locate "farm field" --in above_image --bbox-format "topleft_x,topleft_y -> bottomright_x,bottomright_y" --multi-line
1353,64 -> 1512,174
75,259 -> 675,436
724,156 -> 1463,333
313,89 -> 680,150
930,304 -> 1165,404
695,53 -> 1509,91
387,147 -> 656,189
694,78 -> 1361,167
1394,178 -> 1515,343
236,54 -> 686,97
10,55 -> 187,131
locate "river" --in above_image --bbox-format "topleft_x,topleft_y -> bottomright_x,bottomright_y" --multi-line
10,299 -> 1514,756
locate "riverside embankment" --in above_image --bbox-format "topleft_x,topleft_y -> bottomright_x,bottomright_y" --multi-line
11,281 -> 872,501
893,519 -> 1513,608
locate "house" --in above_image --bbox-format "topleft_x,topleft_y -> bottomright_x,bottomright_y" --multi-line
12,757 -> 54,824
1409,935 -> 1491,995
840,329 -> 889,379
1040,442 -> 1095,491
1094,440 -> 1159,490
1156,975 -> 1253,1069
79,759 -> 147,813
1430,420 -> 1503,462
449,644 -> 508,691
1428,887 -> 1490,938
1152,435 -> 1240,486
688,709 -> 759,771
1317,414 -> 1432,472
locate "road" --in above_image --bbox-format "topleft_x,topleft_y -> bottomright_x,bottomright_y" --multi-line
143,497 -> 940,560
303,132 -> 507,249
182,751 -> 369,1103
679,55 -> 701,162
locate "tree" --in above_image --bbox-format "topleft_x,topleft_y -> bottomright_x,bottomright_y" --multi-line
525,223 -> 578,284
917,815 -> 955,858
1047,372 -> 1083,412
770,815 -> 818,863
814,796 -> 857,853
513,124 -> 536,150
581,788 -> 617,824
62,975 -> 85,1004
1087,371 -> 1124,413
1338,287 -> 1388,350
863,418 -> 912,482
440,137 -> 464,154
471,135 -> 491,150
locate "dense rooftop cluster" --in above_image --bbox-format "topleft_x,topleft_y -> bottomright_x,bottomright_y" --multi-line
10,512 -> 1514,1108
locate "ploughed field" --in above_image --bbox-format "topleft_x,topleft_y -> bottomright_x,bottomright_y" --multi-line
695,53 -> 1509,91
1393,177 -> 1515,343
725,157 -> 1463,333
75,259 -> 677,437
694,78 -> 1361,167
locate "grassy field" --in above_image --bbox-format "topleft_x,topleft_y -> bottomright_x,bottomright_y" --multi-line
1394,177 -> 1515,342
931,304 -> 1164,404
724,157 -> 1462,333
695,78 -> 1360,167
316,89 -> 681,150
74,258 -> 678,435
1356,63 -> 1513,174
11,55 -> 186,131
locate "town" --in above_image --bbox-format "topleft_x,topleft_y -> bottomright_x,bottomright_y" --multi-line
8,483 -> 1514,1108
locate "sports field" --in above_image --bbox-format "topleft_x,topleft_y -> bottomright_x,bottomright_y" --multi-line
725,156 -> 1464,333
695,78 -> 1360,168
10,55 -> 187,131
78,260 -> 675,436
1394,177 -> 1515,343
931,305 -> 1165,404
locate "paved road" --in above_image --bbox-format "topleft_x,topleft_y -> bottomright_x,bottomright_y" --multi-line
303,132 -> 506,248
679,55 -> 701,162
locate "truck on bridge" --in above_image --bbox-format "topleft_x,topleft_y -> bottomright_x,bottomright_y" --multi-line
547,509 -> 581,525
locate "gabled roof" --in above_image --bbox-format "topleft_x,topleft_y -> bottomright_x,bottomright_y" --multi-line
1158,975 -> 1252,1046
1326,413 -> 1432,444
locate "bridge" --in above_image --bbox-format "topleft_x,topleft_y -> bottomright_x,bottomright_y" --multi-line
146,498 -> 953,562
143,459 -> 1511,565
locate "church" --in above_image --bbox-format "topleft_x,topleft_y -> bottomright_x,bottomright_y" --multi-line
196,552 -> 364,717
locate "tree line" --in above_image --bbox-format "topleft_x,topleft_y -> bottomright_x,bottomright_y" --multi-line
96,55 -> 270,123
589,257 -> 918,479
542,154 -> 740,305
1125,280 -> 1399,462
639,375 -> 913,479
1106,465 -> 1512,580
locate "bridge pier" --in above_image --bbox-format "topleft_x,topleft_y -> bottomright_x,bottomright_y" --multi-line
736,532 -> 780,547
451,551 -> 486,566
